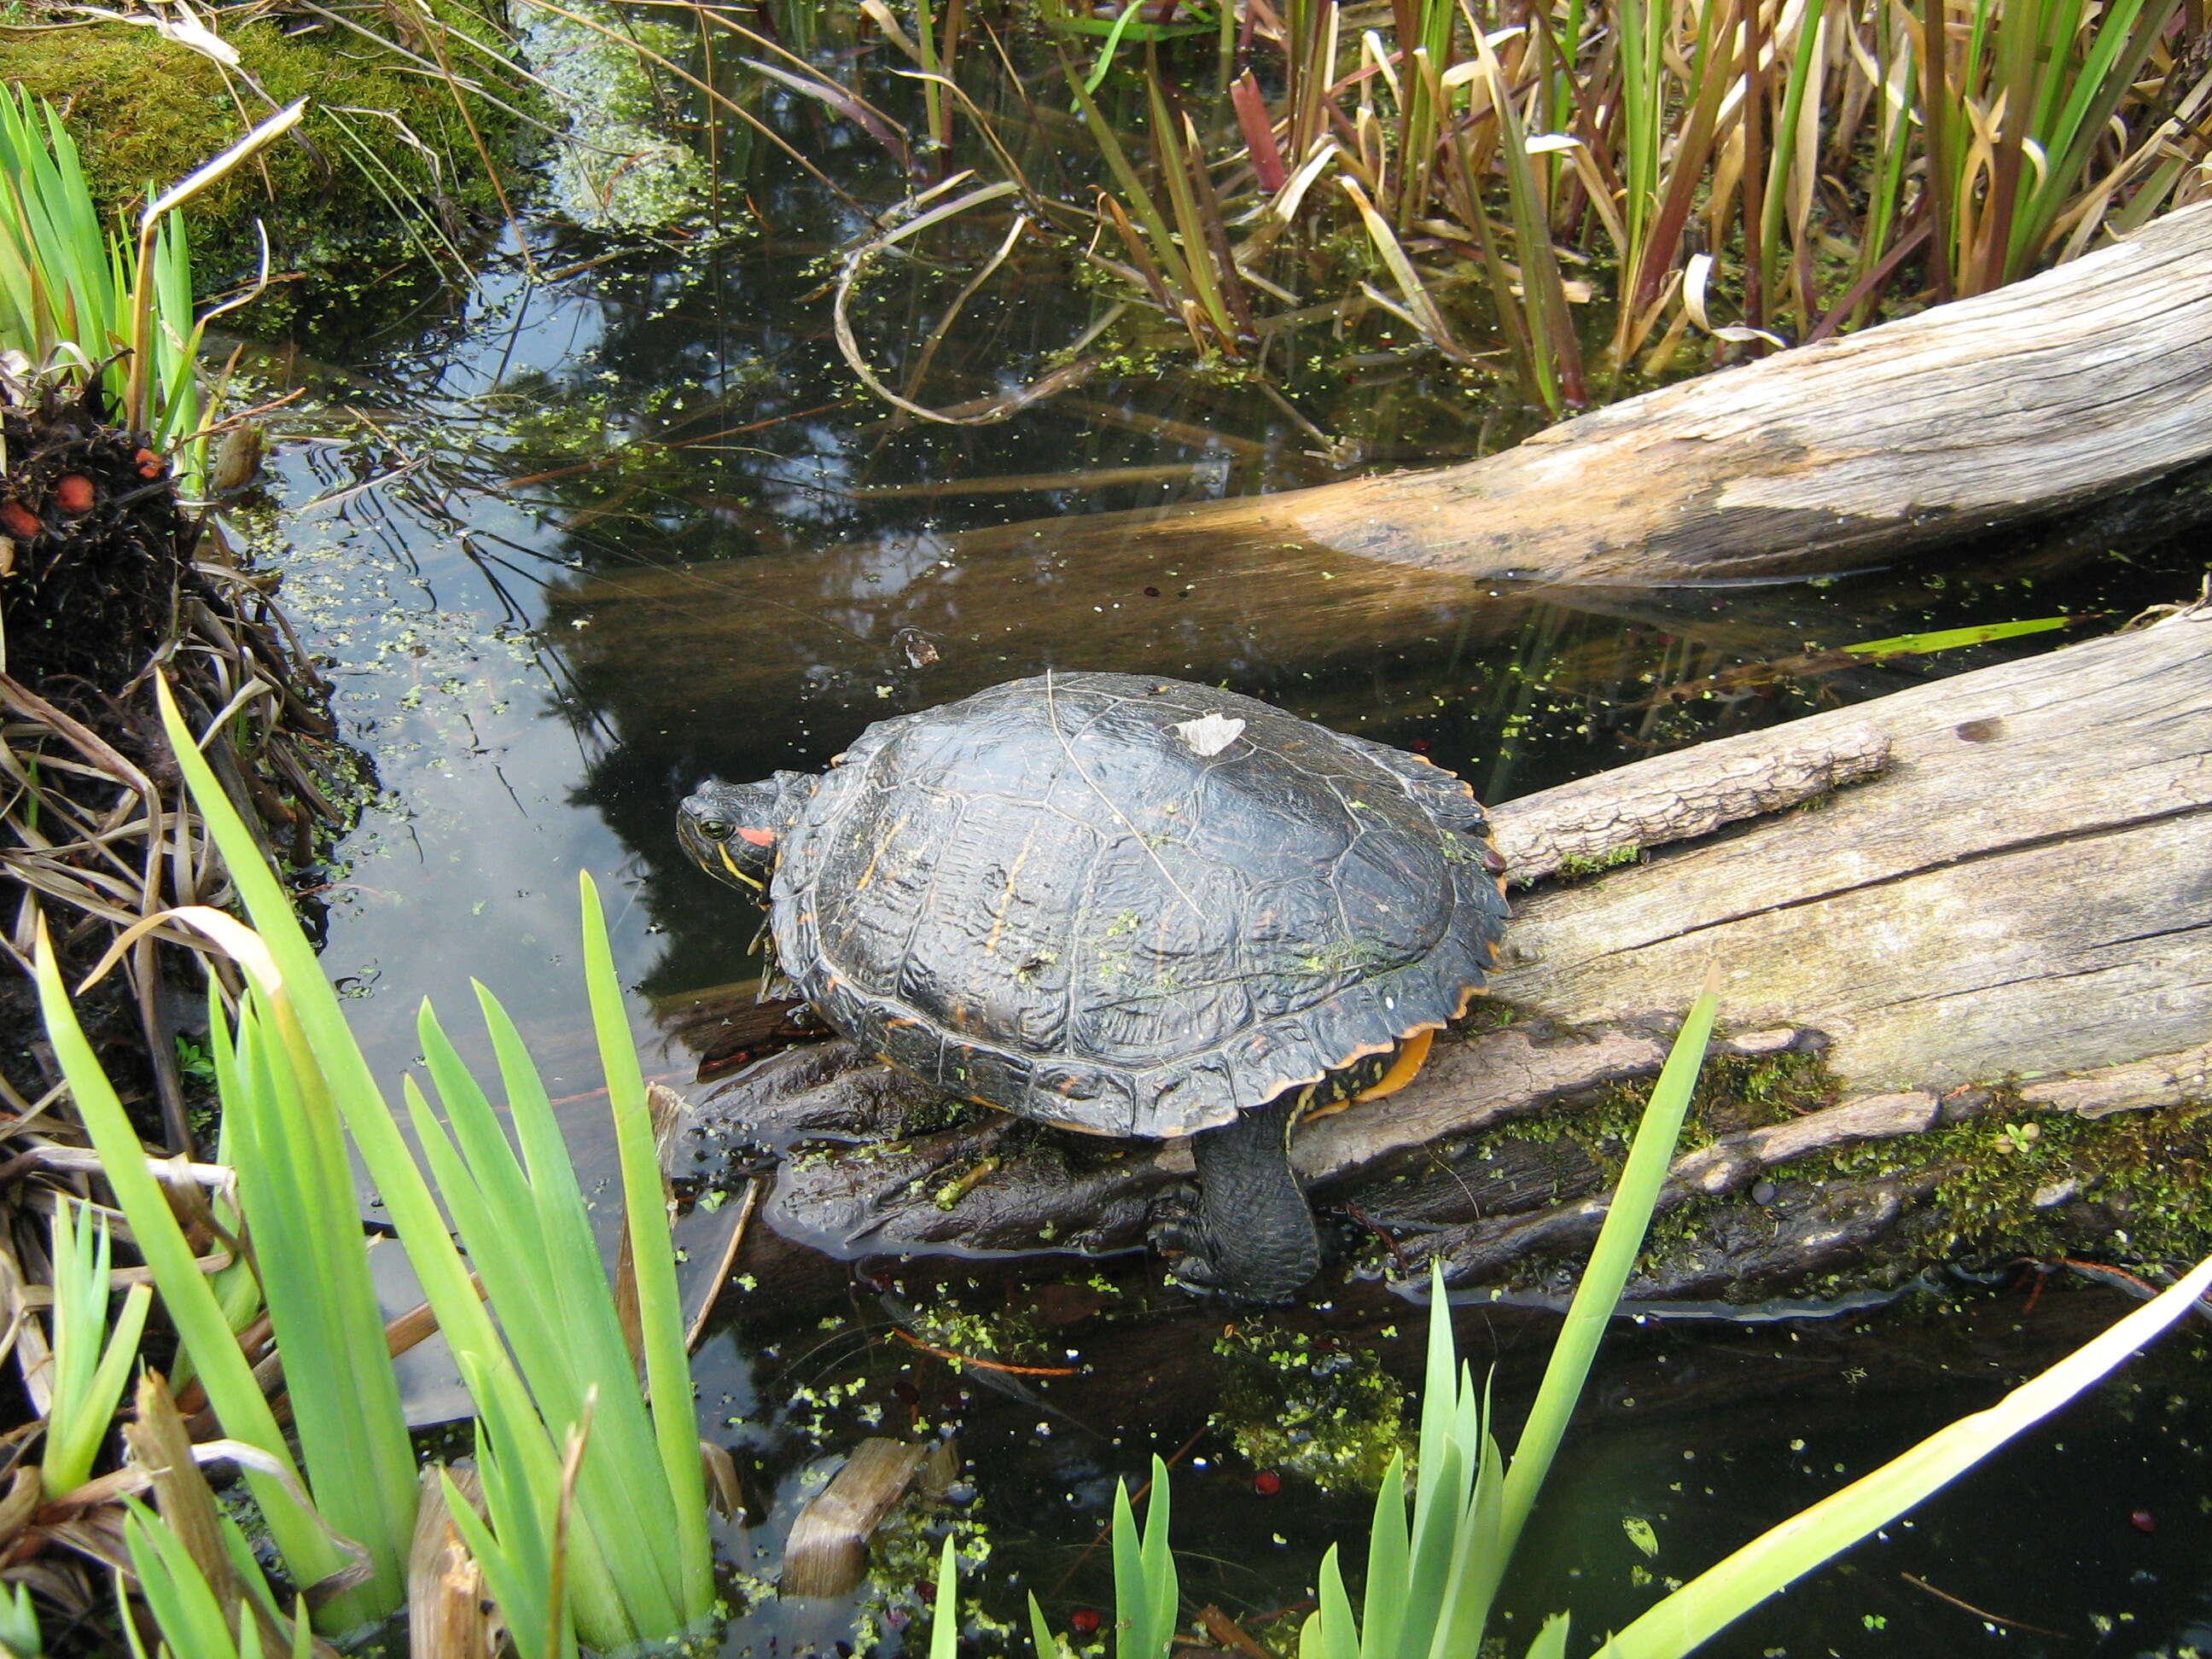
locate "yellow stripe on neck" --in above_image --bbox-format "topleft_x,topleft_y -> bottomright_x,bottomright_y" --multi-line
718,845 -> 765,891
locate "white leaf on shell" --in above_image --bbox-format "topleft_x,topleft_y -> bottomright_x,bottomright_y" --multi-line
1173,713 -> 1246,757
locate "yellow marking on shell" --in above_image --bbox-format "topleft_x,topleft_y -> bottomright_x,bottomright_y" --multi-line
1354,1028 -> 1434,1103
1033,1107 -> 1115,1136
716,845 -> 765,891
984,826 -> 1040,956
853,815 -> 909,894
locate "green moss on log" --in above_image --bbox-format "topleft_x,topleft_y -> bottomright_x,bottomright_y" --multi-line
1496,1044 -> 1840,1175
1807,1097 -> 2212,1263
1516,1039 -> 2212,1294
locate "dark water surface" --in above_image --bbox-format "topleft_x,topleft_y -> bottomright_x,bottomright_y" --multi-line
249,105 -> 2212,1657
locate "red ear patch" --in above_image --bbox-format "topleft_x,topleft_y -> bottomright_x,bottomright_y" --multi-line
736,827 -> 777,847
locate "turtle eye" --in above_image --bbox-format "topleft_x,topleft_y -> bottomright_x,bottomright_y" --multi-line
697,818 -> 733,841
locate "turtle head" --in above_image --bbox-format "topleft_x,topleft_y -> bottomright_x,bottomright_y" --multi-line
678,771 -> 812,893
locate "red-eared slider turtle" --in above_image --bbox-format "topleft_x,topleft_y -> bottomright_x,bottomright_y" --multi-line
678,672 -> 1509,1302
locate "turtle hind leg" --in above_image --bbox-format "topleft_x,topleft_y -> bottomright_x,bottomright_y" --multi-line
1150,1088 -> 1321,1306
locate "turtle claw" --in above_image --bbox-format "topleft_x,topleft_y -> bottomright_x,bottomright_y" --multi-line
1147,1213 -> 1278,1301
1150,1181 -> 1199,1220
1167,1254 -> 1227,1295
1150,1223 -> 1226,1293
1145,1206 -> 1203,1261
1146,1193 -> 1228,1293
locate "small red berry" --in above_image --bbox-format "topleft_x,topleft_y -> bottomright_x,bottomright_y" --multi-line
1409,738 -> 1432,753
2131,1508 -> 2157,1534
1069,1609 -> 1102,1635
55,474 -> 95,515
1,502 -> 38,540
1253,1470 -> 1283,1496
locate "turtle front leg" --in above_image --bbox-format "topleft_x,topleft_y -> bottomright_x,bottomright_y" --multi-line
1149,1089 -> 1320,1306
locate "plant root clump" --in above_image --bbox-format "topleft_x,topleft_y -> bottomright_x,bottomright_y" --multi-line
2,379 -> 191,688
0,372 -> 363,1146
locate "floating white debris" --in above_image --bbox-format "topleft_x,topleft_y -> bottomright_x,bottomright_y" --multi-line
1173,713 -> 1245,756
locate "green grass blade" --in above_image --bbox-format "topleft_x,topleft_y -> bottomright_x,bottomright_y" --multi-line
1475,30 -> 1577,410
42,1203 -> 152,1497
1138,1453 -> 1175,1648
152,680 -> 699,1647
1498,972 -> 1720,1558
1061,63 -> 1198,306
225,992 -> 416,1616
152,679 -> 512,1388
123,1501 -> 247,1659
1311,1545 -> 1358,1659
579,871 -> 713,1621
32,932 -> 345,1605
459,1348 -> 615,1654
1401,1438 -> 1461,1656
1110,1478 -> 1146,1659
929,1535 -> 961,1659
1412,1258 -> 1458,1538
1522,1613 -> 1572,1659
1598,1252 -> 2212,1658
1144,79 -> 1236,346
1080,0 -> 1149,93
1841,616 -> 2072,656
1359,1454 -> 1410,1659
400,1049 -> 675,1644
1028,1590 -> 1064,1659
443,1455 -> 572,1659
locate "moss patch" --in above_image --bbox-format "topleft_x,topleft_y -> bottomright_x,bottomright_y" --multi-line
1551,842 -> 1645,881
899,1091 -> 992,1139
1211,1320 -> 1407,1493
1800,1097 -> 2212,1265
0,12 -> 529,288
1493,1042 -> 1838,1180
1500,1033 -> 2212,1296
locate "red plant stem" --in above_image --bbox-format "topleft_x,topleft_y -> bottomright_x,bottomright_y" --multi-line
1232,70 -> 1289,190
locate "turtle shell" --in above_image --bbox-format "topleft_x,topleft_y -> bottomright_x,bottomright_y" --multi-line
771,672 -> 1508,1138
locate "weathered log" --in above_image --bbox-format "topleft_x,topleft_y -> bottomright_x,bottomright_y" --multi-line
987,200 -> 2212,585
552,207 -> 2212,743
681,601 -> 2211,1311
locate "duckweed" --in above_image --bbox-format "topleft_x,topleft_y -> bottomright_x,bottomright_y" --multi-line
1210,1321 -> 1407,1493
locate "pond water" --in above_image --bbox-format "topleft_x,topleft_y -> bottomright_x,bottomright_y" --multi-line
241,57 -> 2212,1658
